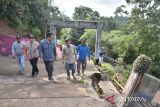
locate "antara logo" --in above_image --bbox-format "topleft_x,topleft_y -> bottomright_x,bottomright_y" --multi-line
105,95 -> 145,104
105,95 -> 115,104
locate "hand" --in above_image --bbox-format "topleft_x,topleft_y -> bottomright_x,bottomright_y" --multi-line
88,57 -> 90,61
39,57 -> 44,63
55,57 -> 57,61
12,55 -> 16,59
25,56 -> 29,61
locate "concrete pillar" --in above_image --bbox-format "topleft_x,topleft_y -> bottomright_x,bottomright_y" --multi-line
95,23 -> 102,59
50,25 -> 57,45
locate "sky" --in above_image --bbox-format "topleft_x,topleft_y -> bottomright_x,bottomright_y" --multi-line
52,0 -> 132,18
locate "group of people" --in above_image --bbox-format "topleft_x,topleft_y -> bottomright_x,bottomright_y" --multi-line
12,32 -> 91,81
62,38 -> 90,80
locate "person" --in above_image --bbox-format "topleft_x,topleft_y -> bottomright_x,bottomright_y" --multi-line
98,47 -> 105,66
25,34 -> 40,77
62,39 -> 77,80
39,32 -> 57,80
12,35 -> 25,75
77,38 -> 90,75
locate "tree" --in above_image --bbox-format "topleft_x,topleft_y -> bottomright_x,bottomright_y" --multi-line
0,0 -> 66,38
124,0 -> 160,78
70,6 -> 100,45
73,5 -> 100,21
99,16 -> 117,32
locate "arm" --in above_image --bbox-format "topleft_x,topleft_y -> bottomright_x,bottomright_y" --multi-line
12,42 -> 15,57
74,46 -> 77,60
39,41 -> 43,58
62,46 -> 65,63
23,42 -> 27,58
87,46 -> 90,60
54,43 -> 57,59
77,45 -> 80,55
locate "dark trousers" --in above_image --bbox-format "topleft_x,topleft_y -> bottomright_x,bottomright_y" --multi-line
65,63 -> 75,76
44,61 -> 54,78
30,58 -> 39,76
77,59 -> 87,74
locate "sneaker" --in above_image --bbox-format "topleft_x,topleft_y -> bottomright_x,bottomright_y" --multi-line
73,76 -> 77,80
76,73 -> 80,76
67,76 -> 71,80
48,77 -> 53,80
35,72 -> 39,75
19,72 -> 24,75
31,74 -> 36,77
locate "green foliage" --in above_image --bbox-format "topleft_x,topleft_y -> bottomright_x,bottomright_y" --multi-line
133,54 -> 151,73
70,6 -> 100,45
99,16 -> 117,32
101,63 -> 116,77
73,5 -> 100,21
32,27 -> 41,38
102,30 -> 138,63
101,62 -> 131,87
69,28 -> 84,46
125,0 -> 160,78
0,0 -> 67,36
81,29 -> 96,51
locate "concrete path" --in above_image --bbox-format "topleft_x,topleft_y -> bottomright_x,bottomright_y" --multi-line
0,55 -> 119,107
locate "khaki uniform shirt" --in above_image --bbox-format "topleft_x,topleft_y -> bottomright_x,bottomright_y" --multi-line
62,44 -> 76,64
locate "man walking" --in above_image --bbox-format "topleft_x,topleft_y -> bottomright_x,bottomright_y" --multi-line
62,39 -> 77,80
39,32 -> 57,80
77,38 -> 90,75
25,34 -> 39,77
12,35 -> 25,75
98,47 -> 105,66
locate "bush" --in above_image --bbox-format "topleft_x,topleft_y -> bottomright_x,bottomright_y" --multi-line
102,30 -> 138,64
101,63 -> 116,77
133,54 -> 151,73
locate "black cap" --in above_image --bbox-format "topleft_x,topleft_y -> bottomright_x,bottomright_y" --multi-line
29,34 -> 34,38
81,38 -> 86,42
47,32 -> 53,37
65,38 -> 70,43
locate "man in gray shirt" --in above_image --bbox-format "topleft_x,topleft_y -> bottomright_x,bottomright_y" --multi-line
12,35 -> 25,75
62,39 -> 77,80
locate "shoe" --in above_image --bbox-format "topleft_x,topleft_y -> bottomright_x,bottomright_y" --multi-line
35,72 -> 39,75
19,72 -> 24,75
31,74 -> 36,77
73,76 -> 77,80
48,77 -> 53,80
76,73 -> 80,76
67,76 -> 71,80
